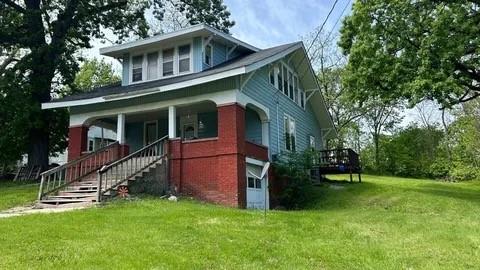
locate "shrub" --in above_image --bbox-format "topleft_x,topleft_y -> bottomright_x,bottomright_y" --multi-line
273,150 -> 317,209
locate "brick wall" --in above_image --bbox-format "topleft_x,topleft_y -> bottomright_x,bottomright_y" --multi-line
169,103 -> 251,208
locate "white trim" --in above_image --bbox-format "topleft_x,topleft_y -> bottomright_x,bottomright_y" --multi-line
240,70 -> 256,91
244,43 -> 301,73
100,24 -> 258,57
226,44 -> 238,59
42,67 -> 246,109
246,157 -> 267,166
143,120 -> 158,146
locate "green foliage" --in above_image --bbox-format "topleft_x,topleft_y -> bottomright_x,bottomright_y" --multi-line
72,59 -> 121,93
339,1 -> 480,107
0,0 -> 234,168
273,150 -> 317,209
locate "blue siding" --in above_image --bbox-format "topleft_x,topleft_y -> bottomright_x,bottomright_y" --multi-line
242,66 -> 323,157
212,41 -> 227,66
245,107 -> 262,144
193,37 -> 202,72
122,53 -> 130,86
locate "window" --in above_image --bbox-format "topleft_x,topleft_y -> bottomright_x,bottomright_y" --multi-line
284,114 -> 296,151
283,66 -> 288,96
178,44 -> 191,73
88,139 -> 94,152
147,52 -> 158,80
309,135 -> 316,149
300,90 -> 305,108
247,177 -> 262,189
269,68 -> 275,86
277,66 -> 283,92
293,76 -> 298,103
162,48 -> 174,76
132,55 -> 143,82
288,71 -> 294,100
204,44 -> 212,66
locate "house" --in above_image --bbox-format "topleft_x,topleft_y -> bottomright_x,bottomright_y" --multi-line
40,24 -> 336,209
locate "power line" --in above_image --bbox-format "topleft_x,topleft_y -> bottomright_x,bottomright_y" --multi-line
305,0 -> 341,55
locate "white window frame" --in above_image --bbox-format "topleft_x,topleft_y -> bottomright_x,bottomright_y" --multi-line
267,61 -> 305,110
309,135 -> 316,149
283,114 -> 296,152
143,120 -> 158,146
128,40 -> 193,85
177,43 -> 193,74
204,43 -> 213,66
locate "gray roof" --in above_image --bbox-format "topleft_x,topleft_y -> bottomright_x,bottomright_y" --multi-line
52,42 -> 302,103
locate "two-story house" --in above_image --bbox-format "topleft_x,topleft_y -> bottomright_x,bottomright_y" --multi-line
39,24 -> 336,209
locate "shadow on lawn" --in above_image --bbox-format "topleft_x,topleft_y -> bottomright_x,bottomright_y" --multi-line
402,184 -> 480,205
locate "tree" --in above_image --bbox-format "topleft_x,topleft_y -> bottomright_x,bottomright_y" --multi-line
0,0 -> 234,169
303,30 -> 365,148
72,59 -> 121,93
362,99 -> 403,170
150,0 -> 234,34
339,0 -> 480,108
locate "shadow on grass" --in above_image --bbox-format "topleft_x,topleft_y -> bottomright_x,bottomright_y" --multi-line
401,184 -> 480,205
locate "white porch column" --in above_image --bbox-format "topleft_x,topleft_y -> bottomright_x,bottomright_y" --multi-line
168,106 -> 176,138
261,120 -> 270,147
117,113 -> 126,144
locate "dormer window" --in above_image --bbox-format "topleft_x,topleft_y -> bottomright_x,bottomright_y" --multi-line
204,44 -> 212,66
162,48 -> 174,76
178,44 -> 191,73
132,55 -> 143,82
147,52 -> 158,80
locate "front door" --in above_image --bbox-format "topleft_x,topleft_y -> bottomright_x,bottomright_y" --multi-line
246,164 -> 268,209
144,121 -> 158,145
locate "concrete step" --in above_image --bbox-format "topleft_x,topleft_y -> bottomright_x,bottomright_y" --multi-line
36,201 -> 94,209
50,194 -> 96,199
58,190 -> 97,195
40,198 -> 94,204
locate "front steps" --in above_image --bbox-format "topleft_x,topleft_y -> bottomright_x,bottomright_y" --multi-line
37,160 -> 166,208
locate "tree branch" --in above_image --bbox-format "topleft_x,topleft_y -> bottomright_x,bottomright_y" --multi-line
0,0 -> 26,13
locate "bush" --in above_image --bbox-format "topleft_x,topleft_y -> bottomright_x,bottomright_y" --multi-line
273,150 -> 317,209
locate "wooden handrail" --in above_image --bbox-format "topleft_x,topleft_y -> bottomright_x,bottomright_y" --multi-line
97,136 -> 169,202
38,142 -> 120,200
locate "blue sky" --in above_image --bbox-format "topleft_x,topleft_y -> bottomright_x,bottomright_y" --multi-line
224,0 -> 352,49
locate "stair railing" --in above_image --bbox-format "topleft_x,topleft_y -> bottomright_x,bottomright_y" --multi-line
97,135 -> 169,202
38,142 -> 121,200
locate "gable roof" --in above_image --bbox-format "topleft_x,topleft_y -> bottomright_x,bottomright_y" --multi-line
43,42 -> 302,107
100,24 -> 259,58
42,41 -> 336,136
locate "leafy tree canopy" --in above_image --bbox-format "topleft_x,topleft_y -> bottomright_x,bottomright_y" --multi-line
339,0 -> 480,108
71,59 -> 121,93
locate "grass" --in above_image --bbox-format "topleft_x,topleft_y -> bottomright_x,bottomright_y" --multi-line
0,175 -> 479,269
0,181 -> 38,211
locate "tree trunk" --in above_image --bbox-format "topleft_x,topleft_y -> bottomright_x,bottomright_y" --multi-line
373,133 -> 380,172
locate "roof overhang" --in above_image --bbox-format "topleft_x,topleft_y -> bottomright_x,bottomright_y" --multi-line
100,24 -> 259,58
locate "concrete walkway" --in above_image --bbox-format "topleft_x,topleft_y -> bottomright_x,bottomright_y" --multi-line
0,203 -> 92,219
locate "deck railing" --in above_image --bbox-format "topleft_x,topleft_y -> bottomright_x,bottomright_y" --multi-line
38,142 -> 120,200
318,148 -> 360,171
97,135 -> 169,201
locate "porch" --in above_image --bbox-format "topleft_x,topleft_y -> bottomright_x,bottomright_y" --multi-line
66,99 -> 270,207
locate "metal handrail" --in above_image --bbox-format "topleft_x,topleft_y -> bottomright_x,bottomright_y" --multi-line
38,142 -> 120,200
97,136 -> 169,202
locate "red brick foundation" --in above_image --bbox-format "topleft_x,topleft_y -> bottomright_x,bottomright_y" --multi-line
168,103 -> 257,208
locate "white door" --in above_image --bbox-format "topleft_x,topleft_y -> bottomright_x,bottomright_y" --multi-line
246,164 -> 268,209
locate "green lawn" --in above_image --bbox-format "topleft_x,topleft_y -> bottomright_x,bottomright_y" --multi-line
0,175 -> 479,269
0,181 -> 38,211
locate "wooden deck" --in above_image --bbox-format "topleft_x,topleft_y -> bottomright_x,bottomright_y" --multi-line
312,148 -> 362,182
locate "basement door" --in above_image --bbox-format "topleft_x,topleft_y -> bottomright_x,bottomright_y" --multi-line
246,163 -> 268,209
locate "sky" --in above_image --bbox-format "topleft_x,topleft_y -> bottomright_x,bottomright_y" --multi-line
84,0 -> 438,127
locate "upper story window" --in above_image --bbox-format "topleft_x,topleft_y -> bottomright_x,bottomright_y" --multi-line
132,55 -> 143,82
204,44 -> 212,66
147,52 -> 158,80
162,48 -> 174,76
269,62 -> 305,109
284,114 -> 296,152
178,44 -> 191,73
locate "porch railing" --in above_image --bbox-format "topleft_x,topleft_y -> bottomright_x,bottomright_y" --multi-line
97,135 -> 169,201
38,142 -> 120,200
317,148 -> 360,172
